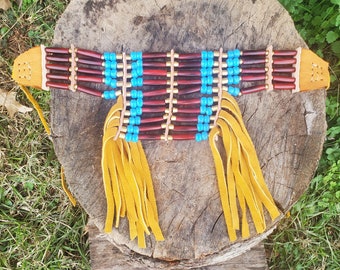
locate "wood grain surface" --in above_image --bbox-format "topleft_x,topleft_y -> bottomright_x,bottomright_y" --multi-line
50,0 -> 326,267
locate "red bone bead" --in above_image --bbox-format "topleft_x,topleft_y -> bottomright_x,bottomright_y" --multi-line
142,61 -> 167,68
142,100 -> 166,106
143,89 -> 167,97
142,106 -> 166,113
273,50 -> 297,56
273,83 -> 295,90
76,48 -> 103,59
138,134 -> 162,140
142,52 -> 167,58
143,79 -> 168,85
46,64 -> 70,71
143,69 -> 167,76
171,134 -> 196,140
241,67 -> 266,74
76,85 -> 103,97
178,53 -> 201,59
46,56 -> 70,62
139,125 -> 163,132
177,86 -> 201,95
172,115 -> 199,122
77,67 -> 103,75
272,67 -> 296,73
272,76 -> 295,83
172,125 -> 197,132
46,81 -> 69,90
178,61 -> 201,68
76,75 -> 103,83
177,70 -> 201,76
272,58 -> 296,65
176,107 -> 201,114
76,58 -> 103,66
140,117 -> 164,124
242,50 -> 266,56
176,98 -> 201,105
46,74 -> 69,80
241,58 -> 266,65
241,85 -> 267,94
45,47 -> 70,54
177,79 -> 201,85
241,74 -> 266,82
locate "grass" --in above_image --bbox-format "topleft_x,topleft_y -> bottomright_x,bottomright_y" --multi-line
0,0 -> 339,269
1,0 -> 90,269
266,0 -> 340,269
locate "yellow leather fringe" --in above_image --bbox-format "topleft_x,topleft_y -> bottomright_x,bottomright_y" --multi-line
209,92 -> 280,241
19,85 -> 51,135
102,96 -> 164,247
19,85 -> 77,206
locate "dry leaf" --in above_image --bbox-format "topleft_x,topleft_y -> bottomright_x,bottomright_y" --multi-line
0,0 -> 12,11
0,89 -> 33,118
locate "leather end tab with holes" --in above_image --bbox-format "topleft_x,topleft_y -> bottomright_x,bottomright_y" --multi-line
12,46 -> 46,90
299,48 -> 330,91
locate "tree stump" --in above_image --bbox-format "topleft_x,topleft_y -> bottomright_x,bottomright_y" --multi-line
50,0 -> 327,268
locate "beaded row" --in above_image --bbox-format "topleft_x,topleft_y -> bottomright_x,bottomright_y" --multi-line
125,89 -> 143,142
103,52 -> 118,99
226,50 -> 241,96
196,51 -> 214,141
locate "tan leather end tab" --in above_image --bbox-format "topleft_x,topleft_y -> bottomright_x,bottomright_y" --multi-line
12,46 -> 47,90
299,48 -> 330,91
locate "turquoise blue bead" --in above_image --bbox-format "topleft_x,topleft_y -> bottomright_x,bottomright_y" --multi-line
195,133 -> 202,142
125,133 -> 132,142
204,115 -> 210,123
104,52 -> 116,61
207,97 -> 213,106
201,97 -> 207,106
103,91 -> 116,99
227,67 -> 240,75
104,69 -> 117,78
206,107 -> 213,116
200,85 -> 207,94
127,125 -> 134,133
130,99 -> 137,108
206,86 -> 213,94
135,116 -> 141,125
105,61 -> 117,69
131,89 -> 138,98
198,114 -> 204,123
202,76 -> 213,85
131,77 -> 143,87
131,51 -> 142,60
131,134 -> 138,142
228,86 -> 240,96
130,108 -> 137,116
197,123 -> 204,132
201,51 -> 208,59
104,78 -> 117,88
201,132 -> 208,140
136,107 -> 142,115
129,117 -> 136,125
137,90 -> 143,98
136,98 -> 143,107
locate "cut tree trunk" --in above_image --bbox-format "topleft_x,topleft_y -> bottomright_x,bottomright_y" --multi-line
50,0 -> 327,268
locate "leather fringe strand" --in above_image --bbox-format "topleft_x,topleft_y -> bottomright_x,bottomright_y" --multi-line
209,92 -> 280,241
102,96 -> 164,248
